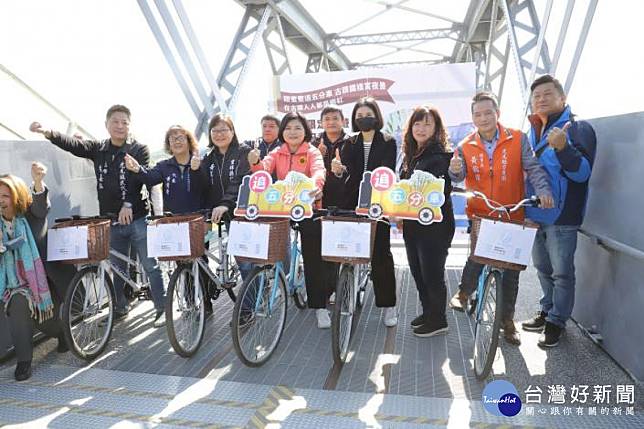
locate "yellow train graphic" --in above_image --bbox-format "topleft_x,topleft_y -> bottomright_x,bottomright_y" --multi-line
355,167 -> 445,225
234,171 -> 316,221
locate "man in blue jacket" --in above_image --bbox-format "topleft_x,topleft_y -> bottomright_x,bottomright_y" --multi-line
521,75 -> 597,348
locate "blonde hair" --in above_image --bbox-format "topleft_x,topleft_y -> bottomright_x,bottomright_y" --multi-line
0,174 -> 33,216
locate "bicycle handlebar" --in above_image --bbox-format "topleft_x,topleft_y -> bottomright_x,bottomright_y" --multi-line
451,187 -> 541,216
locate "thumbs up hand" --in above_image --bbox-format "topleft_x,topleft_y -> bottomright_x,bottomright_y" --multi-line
449,148 -> 463,175
124,153 -> 141,173
547,121 -> 571,152
331,148 -> 346,177
248,140 -> 261,165
190,152 -> 201,171
317,140 -> 327,157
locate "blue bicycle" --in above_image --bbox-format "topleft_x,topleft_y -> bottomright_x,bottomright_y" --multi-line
453,188 -> 540,380
231,221 -> 306,367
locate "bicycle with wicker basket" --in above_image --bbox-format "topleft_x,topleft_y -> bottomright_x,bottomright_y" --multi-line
155,210 -> 240,358
52,215 -> 160,360
318,208 -> 376,364
228,216 -> 308,367
452,188 -> 541,380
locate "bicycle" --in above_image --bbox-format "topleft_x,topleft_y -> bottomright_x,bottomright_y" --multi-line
55,214 -> 163,361
230,218 -> 307,367
451,188 -> 540,380
318,208 -> 376,364
164,211 -> 241,357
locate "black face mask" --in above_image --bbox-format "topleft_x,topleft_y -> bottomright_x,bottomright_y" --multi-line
356,116 -> 378,132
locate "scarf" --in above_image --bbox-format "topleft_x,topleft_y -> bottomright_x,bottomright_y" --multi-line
0,216 -> 54,322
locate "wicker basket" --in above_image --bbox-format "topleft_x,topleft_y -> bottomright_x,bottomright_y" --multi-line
233,217 -> 290,264
148,214 -> 206,261
469,216 -> 538,271
321,216 -> 376,264
51,219 -> 111,265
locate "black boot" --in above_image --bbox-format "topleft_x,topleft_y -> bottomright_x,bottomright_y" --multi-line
538,321 -> 562,348
522,311 -> 547,332
15,361 -> 32,381
57,334 -> 69,353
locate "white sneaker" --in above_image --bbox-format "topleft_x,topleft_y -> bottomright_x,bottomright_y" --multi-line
316,309 -> 331,329
153,312 -> 166,328
329,292 -> 336,305
383,307 -> 398,327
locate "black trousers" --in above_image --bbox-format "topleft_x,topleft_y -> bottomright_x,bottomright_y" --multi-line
403,218 -> 455,324
370,221 -> 397,307
5,263 -> 75,362
299,219 -> 339,309
459,258 -> 520,321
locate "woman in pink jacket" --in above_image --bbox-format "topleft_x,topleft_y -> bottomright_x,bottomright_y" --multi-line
248,112 -> 335,328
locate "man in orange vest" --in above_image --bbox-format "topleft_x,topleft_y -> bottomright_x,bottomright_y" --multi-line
448,91 -> 553,345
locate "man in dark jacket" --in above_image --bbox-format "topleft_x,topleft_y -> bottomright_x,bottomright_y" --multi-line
520,75 -> 597,348
244,114 -> 283,160
312,105 -> 351,208
30,105 -> 165,324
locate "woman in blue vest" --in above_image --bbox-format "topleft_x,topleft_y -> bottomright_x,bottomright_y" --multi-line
124,125 -> 204,214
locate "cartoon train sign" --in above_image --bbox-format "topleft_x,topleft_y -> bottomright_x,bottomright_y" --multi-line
234,171 -> 317,221
355,167 -> 446,224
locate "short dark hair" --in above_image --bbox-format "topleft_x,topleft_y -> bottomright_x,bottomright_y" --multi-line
105,104 -> 131,121
278,112 -> 312,143
530,74 -> 565,95
351,97 -> 384,132
260,114 -> 280,127
320,105 -> 344,120
471,91 -> 499,113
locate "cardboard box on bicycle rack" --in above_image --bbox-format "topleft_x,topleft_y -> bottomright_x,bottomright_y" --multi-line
228,218 -> 289,264
147,214 -> 206,261
48,219 -> 111,265
320,217 -> 376,264
469,216 -> 538,271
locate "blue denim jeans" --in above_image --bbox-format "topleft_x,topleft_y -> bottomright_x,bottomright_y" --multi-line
532,224 -> 579,328
110,217 -> 165,313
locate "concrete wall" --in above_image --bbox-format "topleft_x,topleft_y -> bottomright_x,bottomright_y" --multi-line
573,112 -> 644,381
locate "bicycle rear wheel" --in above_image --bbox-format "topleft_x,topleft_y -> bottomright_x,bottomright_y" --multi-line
231,265 -> 287,367
62,266 -> 114,361
290,249 -> 307,309
473,270 -> 504,380
332,264 -> 355,364
166,263 -> 206,358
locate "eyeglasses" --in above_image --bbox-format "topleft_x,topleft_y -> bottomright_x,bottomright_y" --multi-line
211,128 -> 231,135
169,135 -> 187,143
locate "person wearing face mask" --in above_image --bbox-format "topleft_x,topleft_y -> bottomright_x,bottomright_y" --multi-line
247,112 -> 331,328
334,97 -> 398,327
399,105 -> 456,337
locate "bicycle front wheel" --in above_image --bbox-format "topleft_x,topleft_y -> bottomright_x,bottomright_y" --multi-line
355,263 -> 370,309
473,269 -> 504,380
165,263 -> 206,358
332,264 -> 355,364
62,265 -> 115,361
231,265 -> 287,367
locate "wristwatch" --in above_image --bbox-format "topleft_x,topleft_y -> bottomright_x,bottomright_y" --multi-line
122,202 -> 133,209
